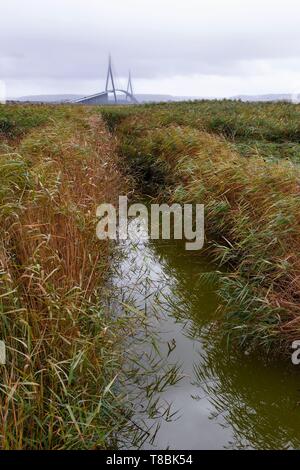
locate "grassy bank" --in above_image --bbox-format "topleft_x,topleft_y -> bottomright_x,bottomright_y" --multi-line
0,105 -> 54,142
103,100 -> 300,164
0,105 -> 129,449
101,101 -> 300,354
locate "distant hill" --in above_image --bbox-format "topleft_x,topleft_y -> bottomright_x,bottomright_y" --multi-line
135,94 -> 179,102
16,94 -> 84,103
232,93 -> 300,103
11,93 -> 300,105
13,93 -> 197,104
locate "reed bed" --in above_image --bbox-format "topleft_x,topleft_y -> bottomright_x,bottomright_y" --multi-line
0,105 -> 129,449
102,102 -> 300,354
0,104 -> 55,141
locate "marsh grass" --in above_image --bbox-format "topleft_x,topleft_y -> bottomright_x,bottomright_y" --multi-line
101,101 -> 300,354
0,105 -> 132,449
0,104 -> 57,142
101,99 -> 300,146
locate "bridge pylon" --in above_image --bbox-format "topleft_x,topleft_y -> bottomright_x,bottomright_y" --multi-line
126,71 -> 133,101
105,55 -> 117,103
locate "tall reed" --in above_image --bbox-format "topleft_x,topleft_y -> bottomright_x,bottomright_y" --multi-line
0,106 -> 128,448
102,103 -> 300,354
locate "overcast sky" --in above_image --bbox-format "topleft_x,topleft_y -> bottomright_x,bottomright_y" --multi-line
2,0 -> 300,98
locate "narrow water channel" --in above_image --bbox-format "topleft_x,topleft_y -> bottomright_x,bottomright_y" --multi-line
112,218 -> 300,450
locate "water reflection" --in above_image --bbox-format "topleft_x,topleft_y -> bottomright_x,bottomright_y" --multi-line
112,219 -> 300,449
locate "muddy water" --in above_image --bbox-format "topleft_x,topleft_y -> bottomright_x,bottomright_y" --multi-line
112,219 -> 300,450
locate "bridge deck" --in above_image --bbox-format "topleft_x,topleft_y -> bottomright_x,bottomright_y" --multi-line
72,89 -> 138,104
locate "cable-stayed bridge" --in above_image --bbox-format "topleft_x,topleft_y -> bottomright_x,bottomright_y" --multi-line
73,57 -> 138,105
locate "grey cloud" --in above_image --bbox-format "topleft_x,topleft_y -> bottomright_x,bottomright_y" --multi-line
2,0 -> 300,95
